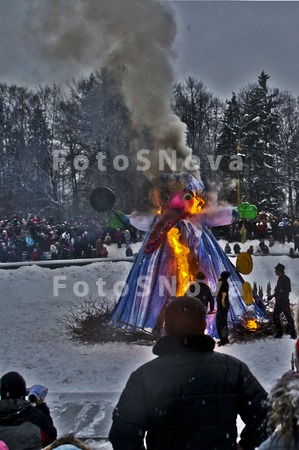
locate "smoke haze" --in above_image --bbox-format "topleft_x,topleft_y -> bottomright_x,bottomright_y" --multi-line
21,0 -> 201,181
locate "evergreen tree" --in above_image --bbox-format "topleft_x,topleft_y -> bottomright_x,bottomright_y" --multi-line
215,93 -> 242,204
239,72 -> 284,214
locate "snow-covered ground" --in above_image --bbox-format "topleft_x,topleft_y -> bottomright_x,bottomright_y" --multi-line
0,238 -> 299,448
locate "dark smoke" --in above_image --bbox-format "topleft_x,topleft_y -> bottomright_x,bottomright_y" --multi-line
24,0 -> 201,181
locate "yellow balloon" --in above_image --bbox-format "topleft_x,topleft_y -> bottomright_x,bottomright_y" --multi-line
242,282 -> 253,305
236,252 -> 253,275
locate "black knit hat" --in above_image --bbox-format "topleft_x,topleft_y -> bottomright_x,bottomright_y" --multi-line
196,271 -> 206,280
0,371 -> 26,399
220,271 -> 230,280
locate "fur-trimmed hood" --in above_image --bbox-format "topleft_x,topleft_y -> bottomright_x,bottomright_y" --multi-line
267,371 -> 299,446
43,434 -> 92,450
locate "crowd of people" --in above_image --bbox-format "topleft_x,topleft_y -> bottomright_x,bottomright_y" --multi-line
215,215 -> 299,249
224,239 -> 272,256
0,214 -> 140,263
1,213 -> 299,263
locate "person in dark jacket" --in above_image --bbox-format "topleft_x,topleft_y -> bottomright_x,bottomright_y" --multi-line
185,271 -> 214,314
233,242 -> 241,254
268,263 -> 297,339
214,270 -> 231,346
109,296 -> 269,450
0,371 -> 57,450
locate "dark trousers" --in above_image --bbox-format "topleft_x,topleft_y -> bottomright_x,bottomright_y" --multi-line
216,305 -> 229,342
273,299 -> 296,336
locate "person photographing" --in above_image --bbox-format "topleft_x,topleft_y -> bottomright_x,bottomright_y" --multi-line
0,371 -> 57,449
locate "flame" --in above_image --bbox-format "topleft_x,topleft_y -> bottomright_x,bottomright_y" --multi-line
245,319 -> 258,332
152,189 -> 162,214
189,196 -> 205,215
167,227 -> 190,295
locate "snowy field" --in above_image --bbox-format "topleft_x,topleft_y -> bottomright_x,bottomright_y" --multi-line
0,238 -> 299,448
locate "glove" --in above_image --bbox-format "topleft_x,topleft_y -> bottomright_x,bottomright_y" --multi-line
27,385 -> 48,403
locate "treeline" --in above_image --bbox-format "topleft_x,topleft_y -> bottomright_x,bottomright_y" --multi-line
0,69 -> 298,218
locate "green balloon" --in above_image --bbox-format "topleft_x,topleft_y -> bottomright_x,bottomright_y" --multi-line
238,202 -> 258,220
108,211 -> 126,229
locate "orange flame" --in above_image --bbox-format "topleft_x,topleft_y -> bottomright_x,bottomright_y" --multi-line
167,227 -> 190,296
189,196 -> 205,214
245,319 -> 258,332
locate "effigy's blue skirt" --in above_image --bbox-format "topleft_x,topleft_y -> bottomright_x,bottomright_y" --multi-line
111,217 -> 265,337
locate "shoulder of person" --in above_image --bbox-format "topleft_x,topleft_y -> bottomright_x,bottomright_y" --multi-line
26,402 -> 56,430
281,273 -> 291,282
0,398 -> 30,416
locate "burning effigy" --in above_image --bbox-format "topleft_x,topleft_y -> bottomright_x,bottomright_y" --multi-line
108,172 -> 265,337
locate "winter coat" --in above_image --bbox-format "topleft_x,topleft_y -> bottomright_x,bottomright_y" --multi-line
0,398 -> 57,450
109,334 -> 269,450
95,240 -> 108,258
216,278 -> 230,308
186,281 -> 214,312
274,274 -> 291,302
233,243 -> 241,254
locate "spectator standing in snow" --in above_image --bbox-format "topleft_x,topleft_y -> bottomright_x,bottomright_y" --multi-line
246,245 -> 254,255
0,371 -> 57,449
109,296 -> 269,450
224,242 -> 232,254
214,271 -> 231,346
50,243 -> 58,260
114,228 -> 123,249
240,224 -> 247,243
268,235 -> 275,247
257,241 -> 269,255
125,246 -> 133,257
185,271 -> 214,314
268,263 -> 297,339
257,370 -> 299,449
104,233 -> 112,246
233,242 -> 241,254
123,229 -> 131,248
95,239 -> 108,258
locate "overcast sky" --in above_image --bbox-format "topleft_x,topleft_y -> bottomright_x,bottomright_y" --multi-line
173,1 -> 299,100
0,1 -> 298,101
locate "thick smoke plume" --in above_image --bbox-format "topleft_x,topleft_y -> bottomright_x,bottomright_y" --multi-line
24,0 -> 201,181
